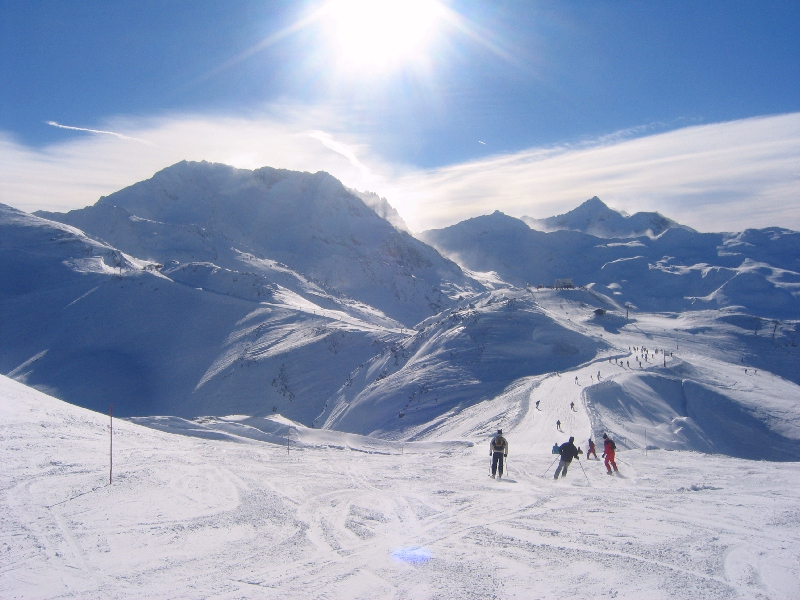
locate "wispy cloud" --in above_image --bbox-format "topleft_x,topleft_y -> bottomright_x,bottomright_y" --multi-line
384,113 -> 800,232
46,121 -> 152,144
308,130 -> 370,176
2,111 -> 799,234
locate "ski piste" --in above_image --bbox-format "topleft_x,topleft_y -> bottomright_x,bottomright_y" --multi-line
3,348 -> 799,598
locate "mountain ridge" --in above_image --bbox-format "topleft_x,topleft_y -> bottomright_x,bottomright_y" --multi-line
522,196 -> 691,238
420,210 -> 800,319
37,160 -> 480,327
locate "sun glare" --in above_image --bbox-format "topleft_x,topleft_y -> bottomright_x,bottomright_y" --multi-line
324,0 -> 446,70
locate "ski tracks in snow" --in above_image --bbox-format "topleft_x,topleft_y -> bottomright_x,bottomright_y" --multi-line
3,375 -> 800,599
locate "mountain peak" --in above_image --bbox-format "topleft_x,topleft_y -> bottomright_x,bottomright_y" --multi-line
522,197 -> 688,238
35,160 -> 477,326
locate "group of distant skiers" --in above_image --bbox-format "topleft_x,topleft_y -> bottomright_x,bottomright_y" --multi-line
489,430 -> 619,480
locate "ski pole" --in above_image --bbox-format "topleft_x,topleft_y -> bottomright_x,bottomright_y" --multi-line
577,458 -> 590,485
542,456 -> 558,477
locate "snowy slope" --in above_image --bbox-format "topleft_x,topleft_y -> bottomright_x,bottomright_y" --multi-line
37,161 -> 478,326
319,284 -> 800,460
4,374 -> 800,599
320,288 -> 612,438
0,203 -> 403,421
522,196 -> 689,238
420,211 -> 800,318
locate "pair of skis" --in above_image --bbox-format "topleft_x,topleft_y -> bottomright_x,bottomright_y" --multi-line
542,455 -> 591,484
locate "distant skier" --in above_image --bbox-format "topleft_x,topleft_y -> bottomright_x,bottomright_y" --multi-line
597,371 -> 601,380
554,436 -> 580,479
587,438 -> 598,459
575,376 -> 578,385
535,400 -> 541,410
570,401 -> 575,411
602,433 -> 619,474
489,429 -> 508,479
627,360 -> 629,368
556,420 -> 562,432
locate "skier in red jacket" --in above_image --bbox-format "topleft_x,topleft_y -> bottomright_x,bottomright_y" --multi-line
587,438 -> 598,459
602,433 -> 618,474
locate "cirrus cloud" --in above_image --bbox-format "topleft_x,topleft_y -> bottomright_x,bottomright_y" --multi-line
1,110 -> 798,233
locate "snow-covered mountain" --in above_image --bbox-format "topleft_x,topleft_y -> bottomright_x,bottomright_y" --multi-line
3,165 -> 799,467
0,203 -> 402,419
420,210 -> 800,319
522,196 -> 689,238
37,161 -> 477,327
320,288 -> 611,438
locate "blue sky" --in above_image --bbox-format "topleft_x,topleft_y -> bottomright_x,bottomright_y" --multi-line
1,1 -> 799,231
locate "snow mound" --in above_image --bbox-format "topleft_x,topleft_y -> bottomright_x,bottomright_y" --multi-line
130,413 -> 472,454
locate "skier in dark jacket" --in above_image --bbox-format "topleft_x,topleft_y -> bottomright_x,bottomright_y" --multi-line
489,429 -> 508,479
554,436 -> 580,479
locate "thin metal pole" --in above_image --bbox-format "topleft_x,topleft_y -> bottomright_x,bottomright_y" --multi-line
109,403 -> 113,485
577,459 -> 590,485
542,456 -> 558,477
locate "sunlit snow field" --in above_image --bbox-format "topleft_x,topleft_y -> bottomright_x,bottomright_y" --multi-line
3,366 -> 799,599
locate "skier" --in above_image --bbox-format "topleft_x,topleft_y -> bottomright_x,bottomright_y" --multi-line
587,438 -> 598,459
556,419 -> 562,432
575,376 -> 578,385
570,401 -> 575,411
535,400 -> 541,410
597,370 -> 601,380
602,433 -> 618,474
489,429 -> 508,479
554,436 -> 580,479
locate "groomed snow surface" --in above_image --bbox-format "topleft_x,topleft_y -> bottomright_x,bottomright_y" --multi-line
3,369 -> 799,599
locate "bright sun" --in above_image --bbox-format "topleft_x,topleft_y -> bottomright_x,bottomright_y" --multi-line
324,0 -> 446,70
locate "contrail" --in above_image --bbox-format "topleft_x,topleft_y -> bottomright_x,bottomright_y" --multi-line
46,121 -> 152,144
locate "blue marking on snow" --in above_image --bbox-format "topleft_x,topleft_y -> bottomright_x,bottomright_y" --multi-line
391,546 -> 431,564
